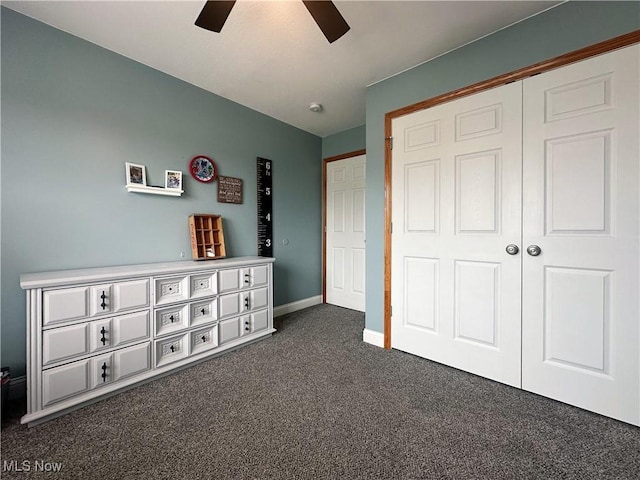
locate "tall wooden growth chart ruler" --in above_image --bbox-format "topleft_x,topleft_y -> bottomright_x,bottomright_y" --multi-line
257,157 -> 273,257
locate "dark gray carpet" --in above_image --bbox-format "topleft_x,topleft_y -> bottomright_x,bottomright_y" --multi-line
2,304 -> 640,479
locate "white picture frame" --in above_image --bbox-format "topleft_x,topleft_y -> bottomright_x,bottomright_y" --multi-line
126,162 -> 146,186
165,170 -> 182,190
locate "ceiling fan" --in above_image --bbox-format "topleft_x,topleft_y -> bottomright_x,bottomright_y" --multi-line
195,1 -> 351,44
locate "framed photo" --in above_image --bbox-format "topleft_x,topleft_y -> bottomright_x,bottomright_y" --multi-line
165,170 -> 183,190
126,163 -> 146,186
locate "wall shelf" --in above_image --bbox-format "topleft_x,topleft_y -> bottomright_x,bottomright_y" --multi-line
126,185 -> 183,197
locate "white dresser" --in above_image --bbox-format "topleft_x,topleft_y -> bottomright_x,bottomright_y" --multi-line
20,257 -> 275,426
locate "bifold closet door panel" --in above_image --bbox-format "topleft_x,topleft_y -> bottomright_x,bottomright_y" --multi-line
391,81 -> 523,388
521,44 -> 640,426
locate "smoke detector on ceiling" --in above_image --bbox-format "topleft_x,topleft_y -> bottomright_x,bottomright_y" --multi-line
309,103 -> 323,113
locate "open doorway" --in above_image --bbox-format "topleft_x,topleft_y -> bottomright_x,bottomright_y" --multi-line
323,150 -> 366,311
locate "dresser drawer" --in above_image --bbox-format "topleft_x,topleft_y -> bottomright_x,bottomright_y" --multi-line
190,325 -> 219,356
219,287 -> 269,320
154,275 -> 189,305
43,279 -> 149,326
241,265 -> 269,288
91,343 -> 152,389
154,271 -> 218,306
189,272 -> 218,299
155,333 -> 189,367
154,304 -> 189,337
90,311 -> 150,352
88,279 -> 150,317
190,299 -> 218,327
44,310 -> 151,366
219,265 -> 269,293
42,342 -> 151,406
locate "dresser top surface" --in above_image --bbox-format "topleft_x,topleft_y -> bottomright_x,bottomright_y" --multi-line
20,256 -> 274,289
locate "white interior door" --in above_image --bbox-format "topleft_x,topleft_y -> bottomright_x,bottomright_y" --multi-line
391,82 -> 523,387
521,45 -> 640,425
326,155 -> 366,311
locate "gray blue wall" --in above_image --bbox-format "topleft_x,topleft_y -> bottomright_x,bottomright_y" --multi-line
1,8 -> 322,376
364,1 -> 640,333
322,125 -> 365,159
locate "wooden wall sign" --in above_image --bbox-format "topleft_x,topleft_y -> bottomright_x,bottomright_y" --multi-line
217,176 -> 243,204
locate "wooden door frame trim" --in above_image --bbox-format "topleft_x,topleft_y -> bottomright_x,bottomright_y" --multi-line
383,30 -> 640,350
322,149 -> 367,303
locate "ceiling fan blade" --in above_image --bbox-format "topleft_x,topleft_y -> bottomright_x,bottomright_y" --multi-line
195,1 -> 236,33
302,1 -> 350,43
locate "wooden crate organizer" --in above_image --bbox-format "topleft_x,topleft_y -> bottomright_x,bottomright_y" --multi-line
188,214 -> 226,260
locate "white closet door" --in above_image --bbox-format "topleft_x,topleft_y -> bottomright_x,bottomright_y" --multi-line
522,45 -> 640,425
326,155 -> 366,311
391,82 -> 523,387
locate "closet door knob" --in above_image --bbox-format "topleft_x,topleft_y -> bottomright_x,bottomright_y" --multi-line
527,245 -> 542,256
505,244 -> 519,255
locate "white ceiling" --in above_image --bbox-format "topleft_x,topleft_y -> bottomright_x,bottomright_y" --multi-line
3,0 -> 563,137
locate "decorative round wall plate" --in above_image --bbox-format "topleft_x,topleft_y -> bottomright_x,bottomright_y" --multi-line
189,155 -> 217,183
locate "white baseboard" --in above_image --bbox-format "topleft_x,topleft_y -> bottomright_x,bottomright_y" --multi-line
362,328 -> 384,348
274,295 -> 323,317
